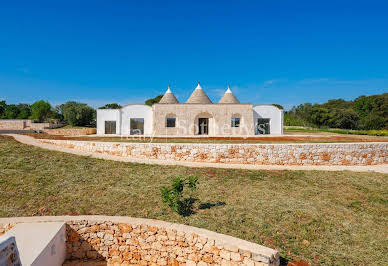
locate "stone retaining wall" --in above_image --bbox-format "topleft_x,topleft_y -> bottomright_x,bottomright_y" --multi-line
0,119 -> 62,130
44,128 -> 97,136
39,139 -> 387,166
0,216 -> 279,265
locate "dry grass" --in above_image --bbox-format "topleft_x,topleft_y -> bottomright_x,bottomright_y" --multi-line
0,135 -> 387,265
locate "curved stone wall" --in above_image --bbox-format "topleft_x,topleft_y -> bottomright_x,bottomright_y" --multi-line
39,139 -> 387,166
0,216 -> 280,265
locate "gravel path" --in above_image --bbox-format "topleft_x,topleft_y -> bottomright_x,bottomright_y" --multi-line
7,134 -> 388,174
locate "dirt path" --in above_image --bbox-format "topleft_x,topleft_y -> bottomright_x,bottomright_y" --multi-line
8,134 -> 388,174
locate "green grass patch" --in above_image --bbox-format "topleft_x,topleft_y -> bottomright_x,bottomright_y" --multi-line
285,127 -> 388,136
0,135 -> 387,264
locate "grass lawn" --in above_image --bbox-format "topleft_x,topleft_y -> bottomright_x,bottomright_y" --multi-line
284,127 -> 388,137
0,135 -> 387,265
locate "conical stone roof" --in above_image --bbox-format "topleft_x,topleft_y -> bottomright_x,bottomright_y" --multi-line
159,86 -> 179,104
186,82 -> 212,104
218,85 -> 240,104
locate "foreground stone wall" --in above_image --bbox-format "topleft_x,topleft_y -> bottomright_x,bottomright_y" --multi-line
0,216 -> 280,266
44,128 -> 97,136
39,139 -> 387,166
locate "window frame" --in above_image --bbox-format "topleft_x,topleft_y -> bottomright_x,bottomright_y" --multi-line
231,117 -> 240,128
130,118 -> 145,135
257,118 -> 271,134
166,117 -> 176,128
104,120 -> 116,134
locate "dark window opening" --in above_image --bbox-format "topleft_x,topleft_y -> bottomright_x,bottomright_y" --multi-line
166,118 -> 176,127
198,118 -> 209,135
231,117 -> 240,127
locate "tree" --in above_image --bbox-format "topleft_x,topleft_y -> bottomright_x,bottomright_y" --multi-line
363,115 -> 386,130
286,93 -> 387,130
98,103 -> 122,109
310,106 -> 330,127
272,104 -> 284,110
0,100 -> 6,118
3,104 -> 19,119
327,109 -> 360,129
30,100 -> 52,122
16,104 -> 31,119
58,101 -> 95,126
145,95 -> 163,106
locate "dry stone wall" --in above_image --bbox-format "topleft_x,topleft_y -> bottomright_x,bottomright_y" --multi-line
44,128 -> 96,136
0,120 -> 62,130
39,139 -> 388,166
0,120 -> 27,130
0,216 -> 280,266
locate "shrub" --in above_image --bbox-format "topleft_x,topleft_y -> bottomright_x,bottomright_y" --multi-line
160,176 -> 199,216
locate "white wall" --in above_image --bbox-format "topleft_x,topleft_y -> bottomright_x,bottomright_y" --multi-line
0,222 -> 66,266
253,105 -> 283,135
97,109 -> 121,135
120,104 -> 153,136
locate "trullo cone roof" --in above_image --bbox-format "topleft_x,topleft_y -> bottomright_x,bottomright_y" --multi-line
218,85 -> 240,104
159,86 -> 179,104
186,82 -> 212,104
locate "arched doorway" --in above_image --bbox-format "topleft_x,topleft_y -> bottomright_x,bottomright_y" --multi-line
193,112 -> 213,135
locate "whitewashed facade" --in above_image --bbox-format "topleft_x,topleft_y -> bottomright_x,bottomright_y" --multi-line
97,84 -> 283,136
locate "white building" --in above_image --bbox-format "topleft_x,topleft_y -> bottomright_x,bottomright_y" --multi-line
97,83 -> 283,136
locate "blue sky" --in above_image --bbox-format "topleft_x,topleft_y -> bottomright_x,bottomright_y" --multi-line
0,0 -> 387,110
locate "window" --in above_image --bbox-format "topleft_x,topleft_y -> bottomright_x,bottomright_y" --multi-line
166,117 -> 176,128
198,118 -> 209,135
231,117 -> 240,127
257,118 -> 270,134
130,118 -> 144,135
104,121 -> 116,134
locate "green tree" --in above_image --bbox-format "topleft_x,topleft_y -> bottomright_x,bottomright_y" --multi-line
354,93 -> 388,129
0,100 -> 6,118
310,106 -> 330,127
145,95 -> 163,106
3,104 -> 19,119
16,104 -> 31,119
363,115 -> 386,130
286,93 -> 387,130
58,101 -> 95,126
98,103 -> 122,109
30,100 -> 52,122
327,109 -> 360,129
272,104 -> 284,110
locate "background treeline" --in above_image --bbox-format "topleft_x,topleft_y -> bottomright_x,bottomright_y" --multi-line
285,93 -> 388,130
0,100 -> 96,126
